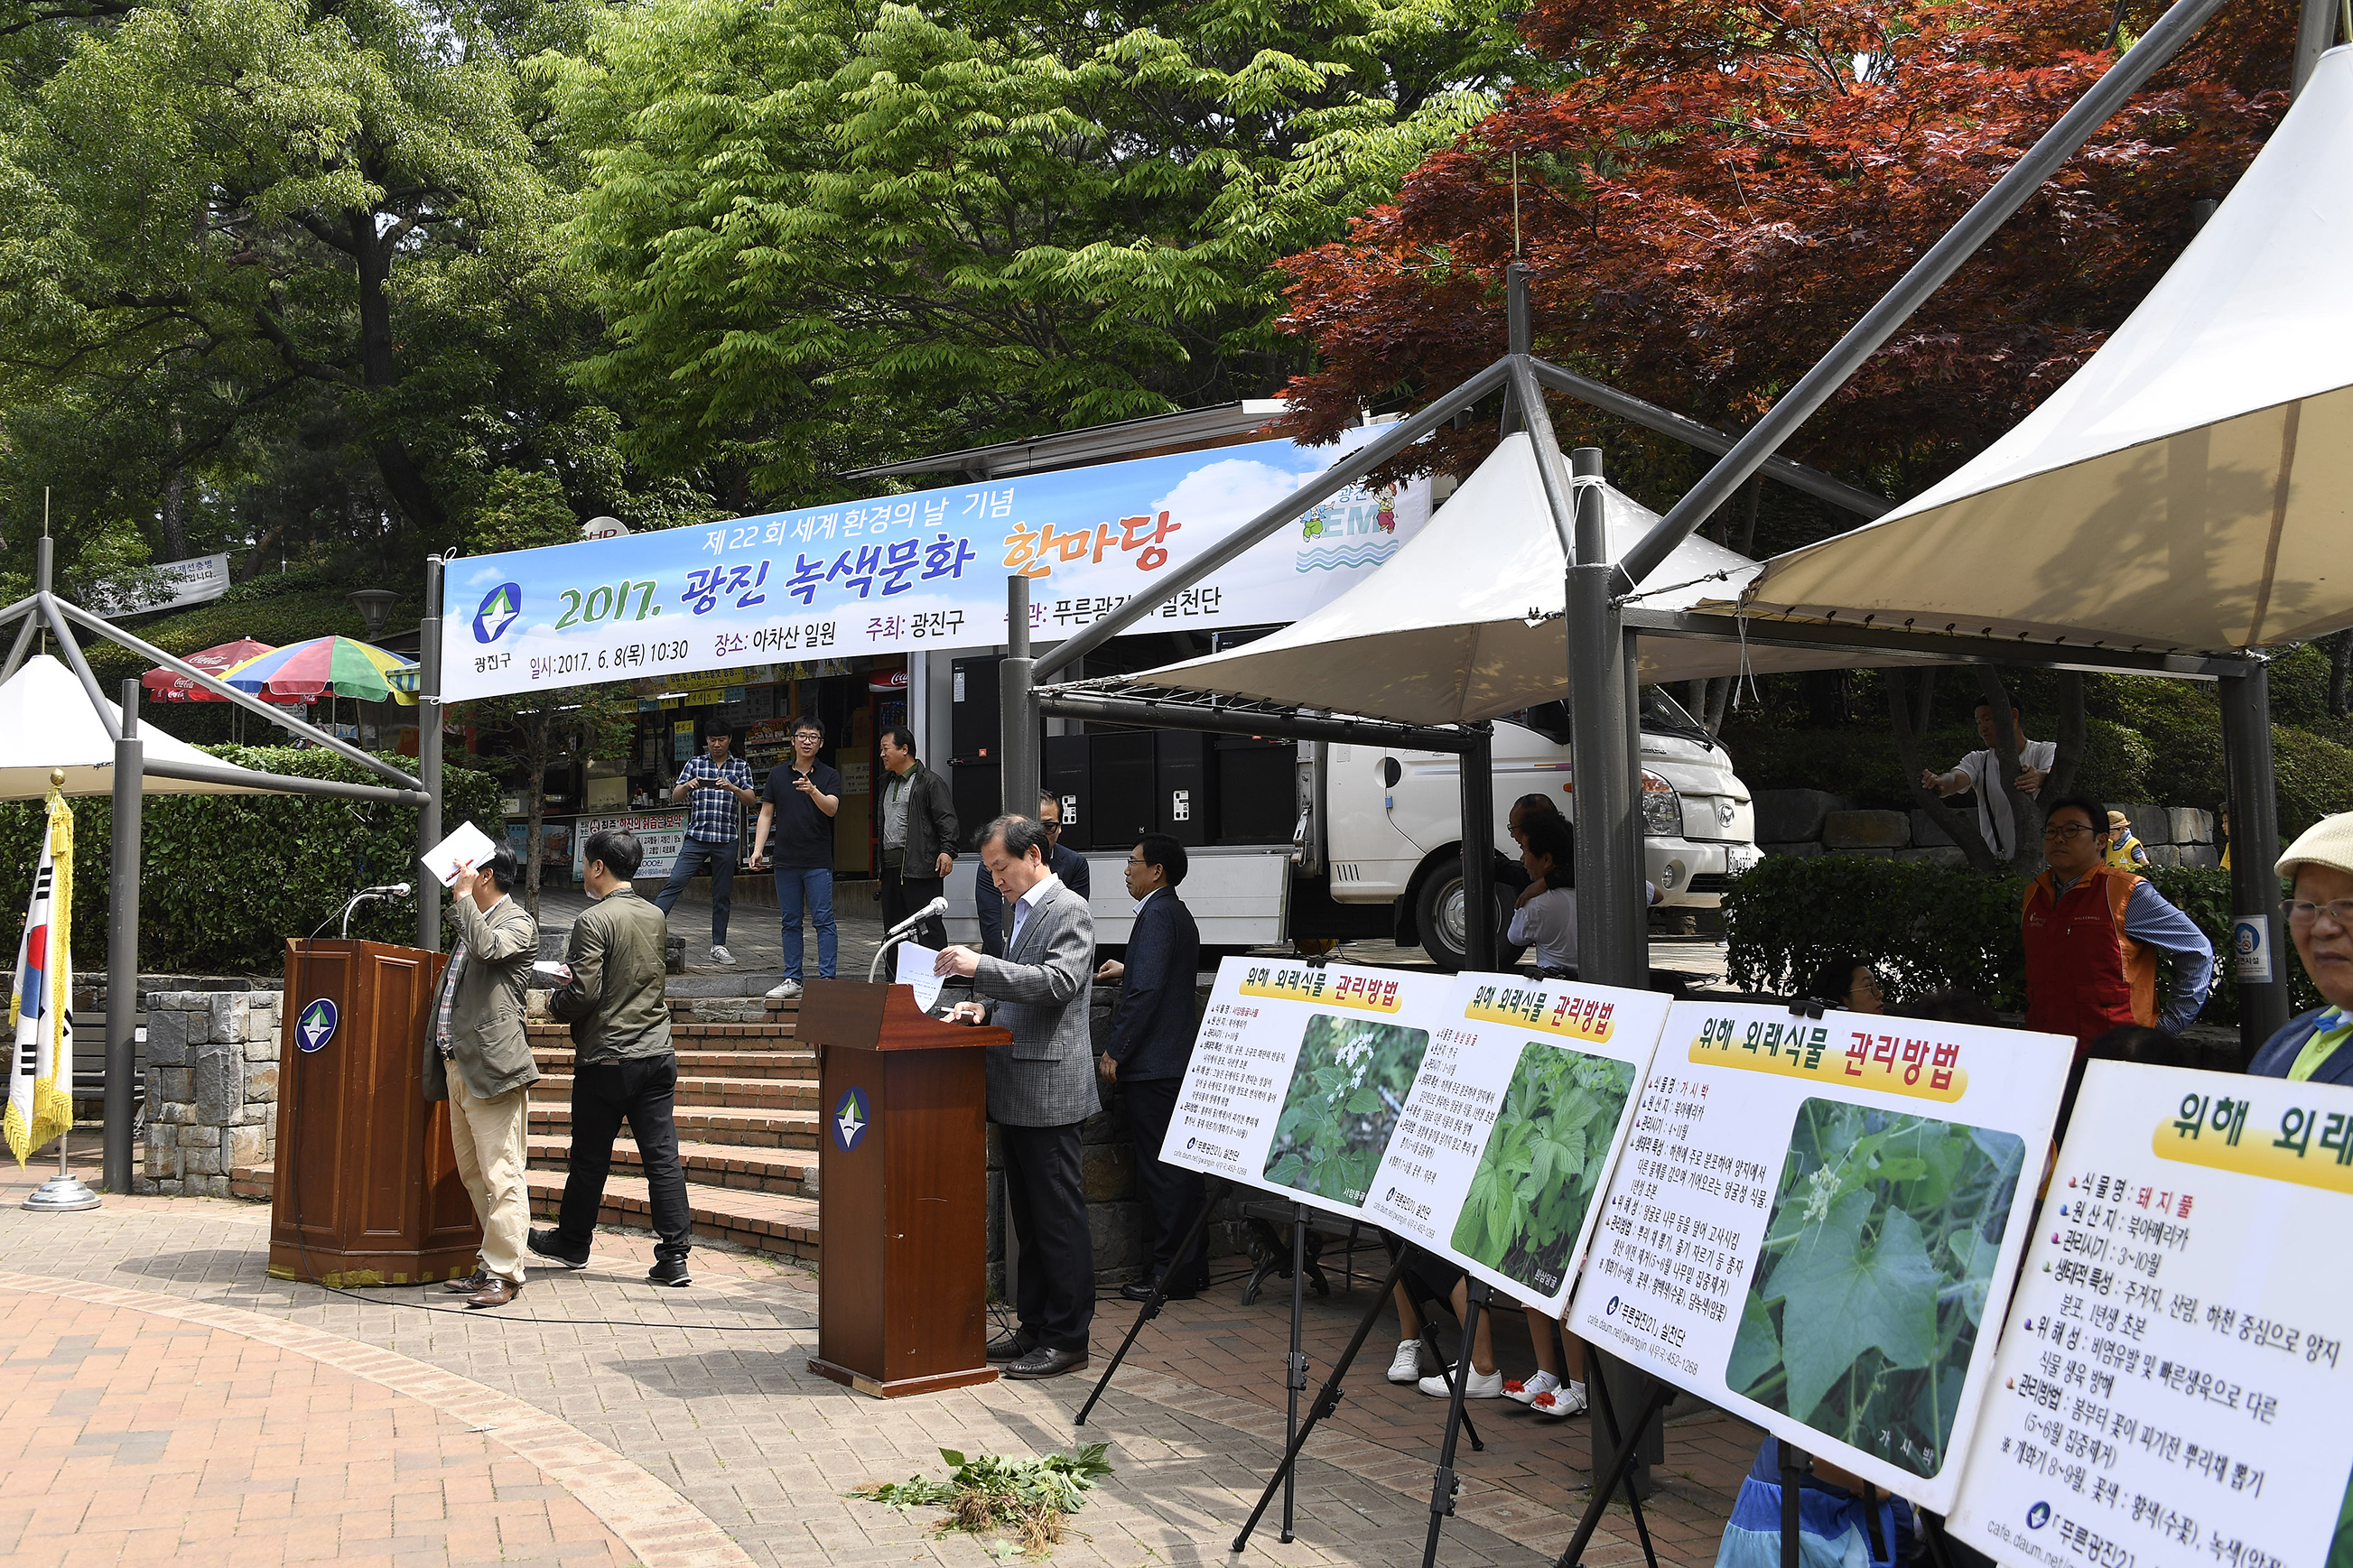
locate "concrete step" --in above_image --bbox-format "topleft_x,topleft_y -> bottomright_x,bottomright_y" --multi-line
230,1163 -> 820,1264
530,1047 -> 815,1081
527,1101 -> 817,1151
529,1074 -> 817,1114
525,1135 -> 815,1199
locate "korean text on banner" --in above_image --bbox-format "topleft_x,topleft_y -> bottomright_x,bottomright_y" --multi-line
1164,959 -> 1456,1224
1366,975 -> 1670,1315
441,430 -> 1428,702
570,811 -> 690,882
1946,1062 -> 2353,1568
1571,1000 -> 2072,1511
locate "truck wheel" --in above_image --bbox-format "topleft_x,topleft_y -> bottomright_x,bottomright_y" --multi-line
1413,854 -> 1512,974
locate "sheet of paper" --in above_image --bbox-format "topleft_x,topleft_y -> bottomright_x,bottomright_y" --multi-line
1948,1061 -> 2353,1568
418,820 -> 499,888
895,942 -> 945,1013
1568,999 -> 2073,1511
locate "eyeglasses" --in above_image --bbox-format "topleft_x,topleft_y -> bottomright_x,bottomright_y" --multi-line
1851,975 -> 1884,998
2041,824 -> 2098,841
2283,898 -> 2353,928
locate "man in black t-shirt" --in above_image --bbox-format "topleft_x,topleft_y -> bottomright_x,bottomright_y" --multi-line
748,715 -> 842,1000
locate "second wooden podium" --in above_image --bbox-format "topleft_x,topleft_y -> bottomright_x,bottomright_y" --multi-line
796,978 -> 1009,1397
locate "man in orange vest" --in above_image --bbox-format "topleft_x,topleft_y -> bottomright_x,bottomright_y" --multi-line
2021,794 -> 2214,1053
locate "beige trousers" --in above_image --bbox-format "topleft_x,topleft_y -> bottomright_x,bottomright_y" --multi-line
448,1078 -> 531,1282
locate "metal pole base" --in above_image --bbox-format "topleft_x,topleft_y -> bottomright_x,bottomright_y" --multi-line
23,1174 -> 102,1211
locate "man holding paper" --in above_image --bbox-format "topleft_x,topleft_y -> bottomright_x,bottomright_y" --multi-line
532,830 -> 693,1286
937,815 -> 1096,1379
424,843 -> 540,1309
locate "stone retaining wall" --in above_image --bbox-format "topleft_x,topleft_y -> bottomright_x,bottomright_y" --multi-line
143,990 -> 283,1197
1753,789 -> 2219,867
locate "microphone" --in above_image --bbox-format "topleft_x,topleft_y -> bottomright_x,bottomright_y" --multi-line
883,896 -> 949,940
358,883 -> 413,897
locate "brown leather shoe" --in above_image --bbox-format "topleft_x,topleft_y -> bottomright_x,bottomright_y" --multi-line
464,1276 -> 522,1310
442,1270 -> 490,1294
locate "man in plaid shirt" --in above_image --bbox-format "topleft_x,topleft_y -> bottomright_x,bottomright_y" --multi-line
654,727 -> 756,965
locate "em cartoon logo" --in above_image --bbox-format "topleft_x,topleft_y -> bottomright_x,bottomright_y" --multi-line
473,582 -> 522,644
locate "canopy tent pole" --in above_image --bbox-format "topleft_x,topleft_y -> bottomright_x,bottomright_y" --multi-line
2293,0 -> 2339,93
1616,0 -> 2235,588
1459,728 -> 1497,971
2221,666 -> 2291,1057
1032,691 -> 1476,755
1567,447 -> 1647,988
1000,575 -> 1039,821
55,602 -> 422,792
106,681 -> 144,1194
417,556 -> 445,951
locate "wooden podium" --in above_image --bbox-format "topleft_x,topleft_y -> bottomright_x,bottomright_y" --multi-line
797,978 -> 1009,1397
268,939 -> 483,1285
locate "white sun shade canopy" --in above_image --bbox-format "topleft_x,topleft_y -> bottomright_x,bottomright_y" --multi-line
0,654 -> 283,800
1734,45 -> 2353,653
1108,432 -> 1862,726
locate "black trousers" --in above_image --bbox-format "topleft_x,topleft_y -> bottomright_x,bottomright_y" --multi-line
1121,1076 -> 1208,1293
555,1054 -> 692,1264
880,864 -> 947,948
1000,1119 -> 1094,1350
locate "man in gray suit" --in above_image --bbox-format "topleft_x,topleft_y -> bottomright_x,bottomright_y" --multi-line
938,814 -> 1096,1378
423,842 -> 541,1309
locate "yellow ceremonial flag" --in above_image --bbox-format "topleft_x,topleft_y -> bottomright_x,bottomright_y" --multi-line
5,788 -> 76,1165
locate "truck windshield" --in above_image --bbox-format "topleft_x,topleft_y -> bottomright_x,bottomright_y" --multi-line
1502,693 -> 1716,751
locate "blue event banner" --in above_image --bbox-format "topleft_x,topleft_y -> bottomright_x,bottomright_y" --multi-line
440,428 -> 1426,702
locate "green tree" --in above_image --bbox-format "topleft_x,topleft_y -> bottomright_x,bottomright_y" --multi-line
553,0 -> 1535,505
0,0 -> 624,577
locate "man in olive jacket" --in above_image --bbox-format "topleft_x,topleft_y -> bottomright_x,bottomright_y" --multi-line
424,842 -> 541,1309
530,830 -> 692,1286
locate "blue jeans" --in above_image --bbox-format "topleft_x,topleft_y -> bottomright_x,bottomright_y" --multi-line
775,866 -> 836,980
654,835 -> 736,945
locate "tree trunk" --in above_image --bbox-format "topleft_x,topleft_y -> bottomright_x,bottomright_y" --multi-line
1888,670 -> 2003,874
2330,631 -> 2352,719
1704,676 -> 1731,736
161,419 -> 187,561
352,213 -> 447,536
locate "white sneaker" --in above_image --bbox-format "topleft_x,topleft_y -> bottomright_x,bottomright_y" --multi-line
1385,1341 -> 1424,1385
1418,1364 -> 1503,1399
710,945 -> 736,966
1532,1380 -> 1589,1419
766,979 -> 804,999
1504,1369 -> 1560,1406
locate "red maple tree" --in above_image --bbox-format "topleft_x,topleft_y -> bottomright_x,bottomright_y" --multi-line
1275,0 -> 2293,500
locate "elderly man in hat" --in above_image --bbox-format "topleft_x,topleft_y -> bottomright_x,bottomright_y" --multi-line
2251,812 -> 2353,1084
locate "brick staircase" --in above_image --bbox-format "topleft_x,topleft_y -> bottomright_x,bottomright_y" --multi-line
234,997 -> 823,1265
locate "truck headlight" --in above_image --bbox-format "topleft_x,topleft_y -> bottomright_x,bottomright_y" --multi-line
1640,772 -> 1682,837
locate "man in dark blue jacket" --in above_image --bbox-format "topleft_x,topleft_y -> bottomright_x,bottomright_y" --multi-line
978,793 -> 1089,956
1096,833 -> 1204,1301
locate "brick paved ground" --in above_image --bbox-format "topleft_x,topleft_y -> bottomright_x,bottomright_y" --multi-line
0,1144 -> 1757,1568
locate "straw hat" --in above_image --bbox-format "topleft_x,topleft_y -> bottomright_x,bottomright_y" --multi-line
2275,812 -> 2353,880
2107,811 -> 2131,831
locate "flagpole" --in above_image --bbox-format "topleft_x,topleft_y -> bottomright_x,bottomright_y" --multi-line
23,769 -> 99,1211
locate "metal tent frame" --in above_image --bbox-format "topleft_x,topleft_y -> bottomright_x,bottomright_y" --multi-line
1000,0 -> 2294,1055
1,538 -> 429,1196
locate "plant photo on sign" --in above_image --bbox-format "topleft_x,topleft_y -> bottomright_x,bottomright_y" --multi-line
1726,1099 -> 2024,1479
1264,1014 -> 1429,1206
1451,1044 -> 1635,1296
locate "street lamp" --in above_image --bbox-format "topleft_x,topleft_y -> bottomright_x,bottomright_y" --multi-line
349,588 -> 402,639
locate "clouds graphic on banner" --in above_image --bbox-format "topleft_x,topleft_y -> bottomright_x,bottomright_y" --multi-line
1149,458 -> 1305,541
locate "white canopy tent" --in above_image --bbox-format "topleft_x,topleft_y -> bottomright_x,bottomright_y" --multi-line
0,655 -> 281,800
1097,432 -> 1876,726
1729,45 -> 2353,652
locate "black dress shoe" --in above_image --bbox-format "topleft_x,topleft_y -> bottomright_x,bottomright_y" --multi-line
1003,1345 -> 1089,1380
985,1330 -> 1036,1363
1119,1281 -> 1158,1303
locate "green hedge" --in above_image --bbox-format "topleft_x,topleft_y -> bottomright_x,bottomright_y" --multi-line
1722,856 -> 2317,1029
0,747 -> 501,975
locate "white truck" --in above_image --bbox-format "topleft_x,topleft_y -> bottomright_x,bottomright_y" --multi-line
943,688 -> 1758,970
